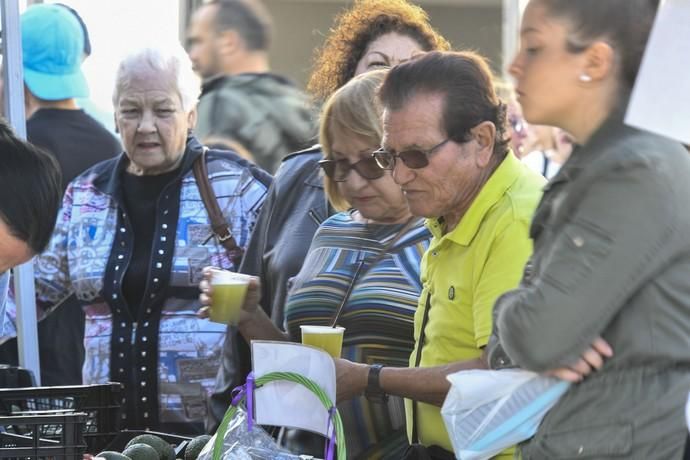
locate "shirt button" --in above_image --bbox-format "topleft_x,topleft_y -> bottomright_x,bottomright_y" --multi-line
573,236 -> 584,247
577,445 -> 584,455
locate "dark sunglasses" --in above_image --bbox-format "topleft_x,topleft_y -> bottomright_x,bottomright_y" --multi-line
318,155 -> 385,182
373,138 -> 450,170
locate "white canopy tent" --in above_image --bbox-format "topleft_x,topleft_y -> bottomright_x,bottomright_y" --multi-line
1,0 -> 41,384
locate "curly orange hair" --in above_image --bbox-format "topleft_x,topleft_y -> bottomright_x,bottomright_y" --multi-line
307,0 -> 450,102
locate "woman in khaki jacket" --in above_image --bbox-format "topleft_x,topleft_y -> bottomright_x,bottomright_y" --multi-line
488,0 -> 690,458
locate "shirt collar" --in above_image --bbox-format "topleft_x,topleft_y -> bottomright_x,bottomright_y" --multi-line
426,150 -> 524,246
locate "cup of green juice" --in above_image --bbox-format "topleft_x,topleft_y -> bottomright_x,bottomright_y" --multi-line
209,270 -> 251,325
300,325 -> 345,358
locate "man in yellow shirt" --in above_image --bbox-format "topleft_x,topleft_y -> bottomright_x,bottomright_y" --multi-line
335,51 -> 545,458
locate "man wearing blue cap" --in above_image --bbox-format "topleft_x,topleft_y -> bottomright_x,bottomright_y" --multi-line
0,4 -> 121,386
20,4 -> 121,190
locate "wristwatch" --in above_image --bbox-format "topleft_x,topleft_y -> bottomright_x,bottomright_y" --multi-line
364,364 -> 388,403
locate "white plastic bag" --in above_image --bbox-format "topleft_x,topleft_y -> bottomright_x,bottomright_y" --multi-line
441,369 -> 570,460
196,406 -> 305,460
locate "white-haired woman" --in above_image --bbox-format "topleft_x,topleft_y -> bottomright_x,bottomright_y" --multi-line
5,45 -> 271,435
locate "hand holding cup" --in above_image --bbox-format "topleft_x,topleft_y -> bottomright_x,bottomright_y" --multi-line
198,267 -> 261,325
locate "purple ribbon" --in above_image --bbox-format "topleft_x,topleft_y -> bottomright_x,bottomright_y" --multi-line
324,406 -> 337,460
230,384 -> 246,407
246,372 -> 255,432
229,372 -> 256,432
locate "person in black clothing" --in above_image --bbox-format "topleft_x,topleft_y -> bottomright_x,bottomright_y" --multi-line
0,4 -> 121,386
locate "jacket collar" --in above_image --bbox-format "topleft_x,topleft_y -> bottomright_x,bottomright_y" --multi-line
92,135 -> 204,197
545,108 -> 631,191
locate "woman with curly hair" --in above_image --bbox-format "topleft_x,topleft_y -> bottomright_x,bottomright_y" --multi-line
308,0 -> 450,102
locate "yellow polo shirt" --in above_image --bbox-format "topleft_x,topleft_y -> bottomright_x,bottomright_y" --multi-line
406,152 -> 545,456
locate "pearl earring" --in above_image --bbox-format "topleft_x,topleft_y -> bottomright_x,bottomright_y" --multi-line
579,74 -> 592,83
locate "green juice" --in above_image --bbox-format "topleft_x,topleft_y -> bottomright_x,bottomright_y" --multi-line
210,282 -> 248,324
300,325 -> 345,358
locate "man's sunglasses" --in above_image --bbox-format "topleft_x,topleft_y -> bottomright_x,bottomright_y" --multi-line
373,138 -> 450,170
318,155 -> 385,182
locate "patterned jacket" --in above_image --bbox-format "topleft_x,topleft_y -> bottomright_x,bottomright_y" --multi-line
2,136 -> 271,434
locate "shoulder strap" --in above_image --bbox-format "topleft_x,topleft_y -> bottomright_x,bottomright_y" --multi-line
411,293 -> 432,444
328,216 -> 421,327
193,147 -> 243,266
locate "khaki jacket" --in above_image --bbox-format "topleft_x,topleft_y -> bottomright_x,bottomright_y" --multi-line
488,114 -> 690,459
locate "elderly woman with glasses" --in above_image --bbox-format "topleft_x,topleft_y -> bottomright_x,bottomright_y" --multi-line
201,69 -> 431,459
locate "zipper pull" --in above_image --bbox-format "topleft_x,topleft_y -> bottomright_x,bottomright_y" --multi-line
131,322 -> 137,345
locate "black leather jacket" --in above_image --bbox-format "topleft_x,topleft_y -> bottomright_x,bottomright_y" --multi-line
207,145 -> 331,432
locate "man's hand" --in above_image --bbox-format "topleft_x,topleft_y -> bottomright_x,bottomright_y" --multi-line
334,358 -> 369,403
546,337 -> 613,382
197,266 -> 261,324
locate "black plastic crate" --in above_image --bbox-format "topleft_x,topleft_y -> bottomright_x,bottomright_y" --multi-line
0,412 -> 87,459
0,383 -> 122,453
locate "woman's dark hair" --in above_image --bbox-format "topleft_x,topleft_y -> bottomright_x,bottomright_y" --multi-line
538,0 -> 659,90
307,0 -> 450,102
379,50 -> 509,160
0,118 -> 62,254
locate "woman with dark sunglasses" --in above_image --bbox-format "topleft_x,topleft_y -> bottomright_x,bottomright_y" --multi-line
201,70 -> 431,458
206,0 -> 450,442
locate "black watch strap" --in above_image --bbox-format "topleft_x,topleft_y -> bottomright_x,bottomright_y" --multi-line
364,364 -> 388,403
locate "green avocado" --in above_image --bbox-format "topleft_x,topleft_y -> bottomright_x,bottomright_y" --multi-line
95,452 -> 132,460
184,434 -> 212,460
122,442 -> 160,460
126,434 -> 176,460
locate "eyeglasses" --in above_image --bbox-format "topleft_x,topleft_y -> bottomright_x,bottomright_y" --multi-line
373,138 -> 450,170
318,155 -> 385,182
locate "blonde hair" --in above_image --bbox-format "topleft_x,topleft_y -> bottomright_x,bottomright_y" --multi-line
319,69 -> 388,211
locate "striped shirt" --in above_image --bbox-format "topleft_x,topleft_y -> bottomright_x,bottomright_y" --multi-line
285,211 -> 431,459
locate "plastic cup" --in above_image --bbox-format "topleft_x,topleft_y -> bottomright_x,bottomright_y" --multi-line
300,325 -> 345,358
209,270 -> 251,325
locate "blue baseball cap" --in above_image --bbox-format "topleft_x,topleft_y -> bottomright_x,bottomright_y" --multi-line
21,4 -> 89,100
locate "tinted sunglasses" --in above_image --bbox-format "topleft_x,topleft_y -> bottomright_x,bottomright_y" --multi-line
318,155 -> 385,182
373,138 -> 450,170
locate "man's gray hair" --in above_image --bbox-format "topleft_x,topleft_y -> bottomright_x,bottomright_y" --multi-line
112,44 -> 201,112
